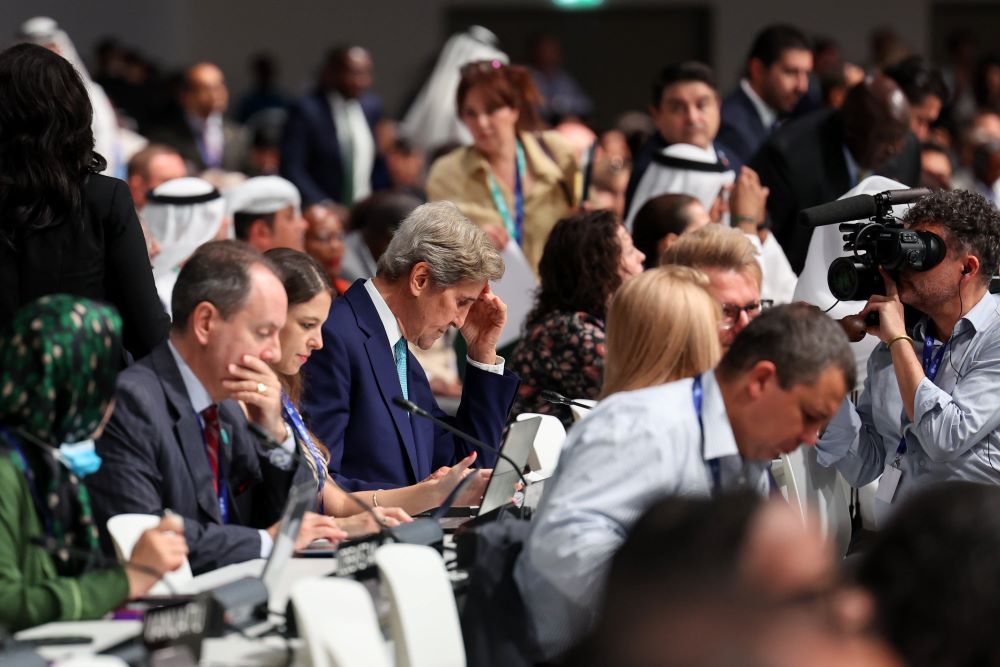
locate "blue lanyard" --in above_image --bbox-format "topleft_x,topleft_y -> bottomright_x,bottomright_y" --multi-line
0,428 -> 54,537
281,392 -> 326,514
692,375 -> 721,494
896,334 -> 949,457
217,466 -> 230,524
486,141 -> 526,243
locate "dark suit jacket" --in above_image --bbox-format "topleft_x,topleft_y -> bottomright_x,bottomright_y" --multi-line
279,89 -> 389,206
89,343 -> 294,574
748,109 -> 921,274
718,87 -> 770,165
146,113 -> 250,173
624,133 -> 743,221
301,281 -> 520,491
0,174 -> 169,361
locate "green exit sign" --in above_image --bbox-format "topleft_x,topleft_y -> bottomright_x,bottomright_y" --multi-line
552,0 -> 605,8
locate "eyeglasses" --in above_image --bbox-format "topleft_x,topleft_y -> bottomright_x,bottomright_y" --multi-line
719,299 -> 773,330
460,59 -> 505,76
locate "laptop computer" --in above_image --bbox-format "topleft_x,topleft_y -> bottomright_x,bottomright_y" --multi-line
437,416 -> 541,530
168,479 -> 316,596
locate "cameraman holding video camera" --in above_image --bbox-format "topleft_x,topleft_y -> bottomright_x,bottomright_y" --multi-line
817,189 -> 1000,526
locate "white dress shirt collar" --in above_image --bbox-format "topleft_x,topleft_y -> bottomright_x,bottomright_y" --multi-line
699,370 -> 741,462
361,278 -> 506,374
740,78 -> 778,131
364,278 -> 404,350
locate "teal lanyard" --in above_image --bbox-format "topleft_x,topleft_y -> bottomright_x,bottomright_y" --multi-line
486,141 -> 526,243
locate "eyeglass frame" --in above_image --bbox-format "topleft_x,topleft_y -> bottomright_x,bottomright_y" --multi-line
718,299 -> 773,330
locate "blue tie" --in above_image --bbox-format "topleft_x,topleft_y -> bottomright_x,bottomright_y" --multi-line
394,337 -> 408,400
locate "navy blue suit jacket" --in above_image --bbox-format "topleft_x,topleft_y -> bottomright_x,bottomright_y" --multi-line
718,87 -> 770,165
88,343 -> 295,574
301,281 -> 520,491
279,89 -> 389,206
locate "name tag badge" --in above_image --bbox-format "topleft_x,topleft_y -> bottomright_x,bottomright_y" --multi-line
875,464 -> 903,503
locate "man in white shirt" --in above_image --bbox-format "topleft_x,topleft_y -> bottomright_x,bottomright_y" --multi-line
515,303 -> 854,661
719,24 -> 813,164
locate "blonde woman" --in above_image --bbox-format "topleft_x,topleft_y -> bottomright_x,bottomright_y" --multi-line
601,265 -> 721,397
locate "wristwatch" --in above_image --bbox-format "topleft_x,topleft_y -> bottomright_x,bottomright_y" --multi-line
249,422 -> 295,471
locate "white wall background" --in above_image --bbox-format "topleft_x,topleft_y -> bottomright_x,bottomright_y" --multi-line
0,0 -> 990,120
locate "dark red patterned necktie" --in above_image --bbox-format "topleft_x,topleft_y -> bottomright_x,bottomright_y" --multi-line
201,405 -> 220,495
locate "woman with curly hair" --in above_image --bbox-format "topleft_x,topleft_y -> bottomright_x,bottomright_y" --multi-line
509,210 -> 644,428
0,43 -> 168,361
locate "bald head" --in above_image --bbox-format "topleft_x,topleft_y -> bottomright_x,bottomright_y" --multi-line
182,62 -> 228,119
842,74 -> 911,171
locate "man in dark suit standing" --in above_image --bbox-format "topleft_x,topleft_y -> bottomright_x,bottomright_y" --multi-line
147,63 -> 250,174
88,241 -> 343,574
749,74 -> 919,274
302,201 -> 519,496
280,46 -> 389,207
718,24 -> 813,165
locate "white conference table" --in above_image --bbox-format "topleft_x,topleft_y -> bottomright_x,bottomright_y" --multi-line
16,557 -> 339,666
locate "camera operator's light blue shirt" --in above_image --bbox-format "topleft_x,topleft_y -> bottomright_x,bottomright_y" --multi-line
514,371 -> 770,660
817,291 -> 1000,526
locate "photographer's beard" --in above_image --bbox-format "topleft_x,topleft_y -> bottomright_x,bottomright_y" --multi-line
896,268 -> 961,324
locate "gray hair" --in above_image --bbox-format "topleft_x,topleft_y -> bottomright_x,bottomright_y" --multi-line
717,303 -> 856,391
376,201 -> 504,286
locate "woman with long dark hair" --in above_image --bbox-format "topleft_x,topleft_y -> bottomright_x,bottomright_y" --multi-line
0,43 -> 168,359
509,210 -> 645,427
262,248 -> 489,519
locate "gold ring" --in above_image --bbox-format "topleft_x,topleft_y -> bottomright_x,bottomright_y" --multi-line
256,382 -> 268,395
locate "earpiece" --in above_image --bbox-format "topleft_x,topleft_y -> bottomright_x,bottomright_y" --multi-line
962,266 -> 972,276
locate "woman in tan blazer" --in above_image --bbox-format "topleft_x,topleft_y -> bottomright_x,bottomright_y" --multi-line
427,60 -> 579,274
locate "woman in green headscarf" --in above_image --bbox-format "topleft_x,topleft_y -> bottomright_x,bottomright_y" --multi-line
0,295 -> 188,632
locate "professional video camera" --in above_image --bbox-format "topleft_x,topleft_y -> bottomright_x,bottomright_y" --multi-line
798,188 -> 939,301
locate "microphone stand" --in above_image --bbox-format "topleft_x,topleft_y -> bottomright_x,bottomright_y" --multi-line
391,396 -> 530,490
540,389 -> 594,411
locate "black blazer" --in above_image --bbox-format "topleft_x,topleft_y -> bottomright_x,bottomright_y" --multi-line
89,343 -> 295,574
0,174 -> 169,360
748,109 -> 920,274
718,87 -> 770,165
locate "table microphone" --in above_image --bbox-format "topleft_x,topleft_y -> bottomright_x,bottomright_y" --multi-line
540,389 -> 594,411
392,396 -> 529,490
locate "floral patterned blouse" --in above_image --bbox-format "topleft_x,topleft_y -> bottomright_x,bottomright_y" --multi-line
509,310 -> 606,430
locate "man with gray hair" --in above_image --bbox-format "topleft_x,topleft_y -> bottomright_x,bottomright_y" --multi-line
515,303 -> 855,661
302,201 -> 520,495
